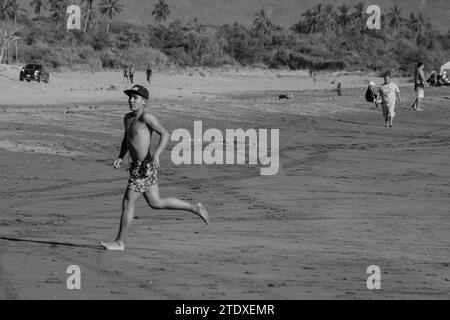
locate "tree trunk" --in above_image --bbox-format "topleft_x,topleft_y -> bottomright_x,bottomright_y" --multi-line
92,17 -> 98,33
0,39 -> 9,65
106,20 -> 110,33
84,9 -> 90,32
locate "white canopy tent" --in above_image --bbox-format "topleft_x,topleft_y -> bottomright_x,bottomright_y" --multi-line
440,61 -> 450,74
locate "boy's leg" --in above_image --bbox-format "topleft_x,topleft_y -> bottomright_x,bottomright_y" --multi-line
101,189 -> 141,250
389,106 -> 395,127
143,184 -> 209,224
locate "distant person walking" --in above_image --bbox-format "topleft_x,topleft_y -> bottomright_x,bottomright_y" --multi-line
379,72 -> 401,127
129,65 -> 135,84
336,82 -> 342,96
123,66 -> 129,83
411,62 -> 428,112
309,67 -> 317,83
146,65 -> 152,84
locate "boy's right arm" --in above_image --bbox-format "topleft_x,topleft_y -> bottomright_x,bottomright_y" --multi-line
114,115 -> 129,168
113,137 -> 127,169
118,136 -> 128,159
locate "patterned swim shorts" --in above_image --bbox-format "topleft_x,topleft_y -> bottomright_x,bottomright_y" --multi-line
127,159 -> 158,193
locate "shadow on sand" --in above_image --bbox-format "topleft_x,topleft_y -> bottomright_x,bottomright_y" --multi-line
0,236 -> 102,250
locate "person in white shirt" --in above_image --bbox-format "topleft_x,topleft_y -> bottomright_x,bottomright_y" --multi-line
379,72 -> 401,127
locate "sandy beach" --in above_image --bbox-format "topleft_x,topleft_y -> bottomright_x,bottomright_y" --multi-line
0,66 -> 449,299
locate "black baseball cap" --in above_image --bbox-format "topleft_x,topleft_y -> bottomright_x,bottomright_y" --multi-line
124,85 -> 149,100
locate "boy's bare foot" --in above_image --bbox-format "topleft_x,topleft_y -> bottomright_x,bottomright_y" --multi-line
100,240 -> 125,251
196,203 -> 209,225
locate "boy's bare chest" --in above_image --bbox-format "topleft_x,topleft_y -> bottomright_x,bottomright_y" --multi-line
126,118 -> 151,137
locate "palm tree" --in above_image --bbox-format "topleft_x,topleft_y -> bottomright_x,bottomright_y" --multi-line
0,0 -> 10,21
350,2 -> 366,33
49,0 -> 70,30
152,0 -> 170,25
0,0 -> 25,63
301,5 -> 323,33
336,4 -> 351,32
408,13 -> 430,40
352,2 -> 365,21
0,0 -> 21,65
387,5 -> 403,29
98,0 -> 123,33
0,30 -> 20,64
321,4 -> 336,33
252,8 -> 273,35
300,8 -> 316,33
30,0 -> 46,20
80,0 -> 95,32
312,3 -> 323,27
6,0 -> 27,25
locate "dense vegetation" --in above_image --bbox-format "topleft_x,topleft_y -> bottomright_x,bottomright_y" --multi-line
1,0 -> 449,74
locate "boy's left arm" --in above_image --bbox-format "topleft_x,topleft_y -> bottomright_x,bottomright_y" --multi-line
143,113 -> 169,169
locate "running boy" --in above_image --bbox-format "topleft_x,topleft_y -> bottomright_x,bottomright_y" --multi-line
101,85 -> 209,251
379,72 -> 401,127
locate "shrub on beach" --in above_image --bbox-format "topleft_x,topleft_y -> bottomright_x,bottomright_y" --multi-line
120,47 -> 169,69
264,48 -> 346,71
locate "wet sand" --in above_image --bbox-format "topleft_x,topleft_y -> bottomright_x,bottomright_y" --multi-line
0,68 -> 449,299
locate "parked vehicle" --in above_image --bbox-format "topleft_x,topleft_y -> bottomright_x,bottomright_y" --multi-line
19,64 -> 50,83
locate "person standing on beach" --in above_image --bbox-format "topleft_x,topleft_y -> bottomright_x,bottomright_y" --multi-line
336,82 -> 342,96
129,65 -> 135,84
411,62 -> 428,112
100,85 -> 209,251
366,81 -> 381,108
123,66 -> 129,83
146,65 -> 152,84
379,72 -> 401,127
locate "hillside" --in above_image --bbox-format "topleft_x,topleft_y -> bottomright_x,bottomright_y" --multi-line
9,0 -> 449,72
21,0 -> 450,32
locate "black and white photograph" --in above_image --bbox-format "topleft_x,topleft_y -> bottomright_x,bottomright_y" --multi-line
0,0 -> 449,302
